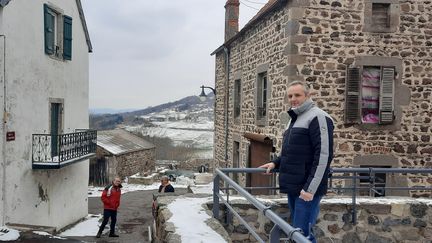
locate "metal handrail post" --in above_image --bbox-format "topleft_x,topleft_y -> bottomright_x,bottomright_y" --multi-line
352,172 -> 357,224
269,224 -> 281,243
213,174 -> 220,219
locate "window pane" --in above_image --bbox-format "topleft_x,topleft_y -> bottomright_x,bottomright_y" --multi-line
361,67 -> 380,124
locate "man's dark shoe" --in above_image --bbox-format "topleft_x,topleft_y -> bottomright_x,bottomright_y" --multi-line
109,233 -> 119,237
96,231 -> 102,238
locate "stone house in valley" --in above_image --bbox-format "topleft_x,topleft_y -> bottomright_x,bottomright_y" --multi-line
212,0 -> 432,196
90,129 -> 155,186
0,0 -> 94,229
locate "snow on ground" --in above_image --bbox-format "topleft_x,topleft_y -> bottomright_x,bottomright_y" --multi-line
32,231 -> 66,240
0,227 -> 20,241
190,182 -> 214,194
167,197 -> 227,243
88,182 -> 189,198
60,214 -> 103,237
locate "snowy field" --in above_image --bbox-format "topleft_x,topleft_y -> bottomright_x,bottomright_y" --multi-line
127,119 -> 214,158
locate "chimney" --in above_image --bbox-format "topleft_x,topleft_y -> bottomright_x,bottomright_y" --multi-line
225,0 -> 240,42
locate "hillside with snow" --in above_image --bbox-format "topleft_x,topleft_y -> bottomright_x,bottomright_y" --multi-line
91,94 -> 215,160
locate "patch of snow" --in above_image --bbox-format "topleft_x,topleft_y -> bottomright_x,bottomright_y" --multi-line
0,227 -> 20,241
88,182 -> 189,198
190,182 -> 214,194
167,197 -> 227,243
60,214 -> 102,237
32,231 -> 66,240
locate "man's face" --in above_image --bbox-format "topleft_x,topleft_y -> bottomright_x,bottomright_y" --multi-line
113,178 -> 121,186
287,84 -> 308,108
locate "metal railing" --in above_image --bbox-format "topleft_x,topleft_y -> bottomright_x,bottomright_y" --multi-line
213,167 -> 432,242
32,130 -> 97,169
329,167 -> 432,224
213,168 -> 311,243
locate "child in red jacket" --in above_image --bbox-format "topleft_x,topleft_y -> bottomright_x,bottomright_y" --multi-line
96,177 -> 122,238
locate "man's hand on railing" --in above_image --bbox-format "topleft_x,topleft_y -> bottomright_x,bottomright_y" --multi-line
259,162 -> 275,175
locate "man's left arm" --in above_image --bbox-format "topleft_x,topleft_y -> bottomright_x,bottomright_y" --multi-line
303,114 -> 334,196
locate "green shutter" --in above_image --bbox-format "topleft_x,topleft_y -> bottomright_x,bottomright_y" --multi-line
345,67 -> 361,124
63,16 -> 72,60
379,67 -> 395,124
44,4 -> 55,55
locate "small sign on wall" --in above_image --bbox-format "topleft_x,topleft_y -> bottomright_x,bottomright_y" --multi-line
6,131 -> 15,141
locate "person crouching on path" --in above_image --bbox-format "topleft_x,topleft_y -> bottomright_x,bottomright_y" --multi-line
96,177 -> 122,238
158,176 -> 175,193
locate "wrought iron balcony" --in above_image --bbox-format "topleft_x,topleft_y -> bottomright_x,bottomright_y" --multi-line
32,130 -> 97,169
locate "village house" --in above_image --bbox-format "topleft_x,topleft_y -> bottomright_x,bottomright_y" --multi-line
0,0 -> 94,229
212,0 -> 432,196
90,129 -> 155,186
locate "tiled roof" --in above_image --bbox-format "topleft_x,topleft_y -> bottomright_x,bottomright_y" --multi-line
97,129 -> 155,155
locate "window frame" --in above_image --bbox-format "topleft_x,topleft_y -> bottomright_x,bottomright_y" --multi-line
44,4 -> 72,61
233,79 -> 241,121
363,0 -> 399,33
345,65 -> 396,125
256,71 -> 269,126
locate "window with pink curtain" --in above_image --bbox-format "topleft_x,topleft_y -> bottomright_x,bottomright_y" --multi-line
361,67 -> 380,123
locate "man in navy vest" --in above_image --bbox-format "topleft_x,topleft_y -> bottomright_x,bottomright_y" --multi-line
260,81 -> 334,243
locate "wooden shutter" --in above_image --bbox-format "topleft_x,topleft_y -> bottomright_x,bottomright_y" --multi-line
63,16 -> 73,60
379,67 -> 395,124
372,3 -> 390,28
345,67 -> 361,123
44,4 -> 55,55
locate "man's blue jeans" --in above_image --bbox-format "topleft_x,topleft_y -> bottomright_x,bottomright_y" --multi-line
287,194 -> 322,243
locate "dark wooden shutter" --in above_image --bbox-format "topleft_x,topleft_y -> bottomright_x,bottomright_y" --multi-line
63,16 -> 73,60
44,4 -> 55,55
379,67 -> 395,124
372,3 -> 390,28
345,67 -> 361,123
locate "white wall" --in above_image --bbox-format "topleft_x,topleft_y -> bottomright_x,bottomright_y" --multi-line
0,6 -> 5,227
1,0 -> 90,229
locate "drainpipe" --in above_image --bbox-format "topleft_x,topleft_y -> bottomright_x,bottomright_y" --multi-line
223,46 -> 230,167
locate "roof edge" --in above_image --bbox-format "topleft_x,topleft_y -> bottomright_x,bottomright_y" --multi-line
75,0 -> 93,53
211,0 -> 288,55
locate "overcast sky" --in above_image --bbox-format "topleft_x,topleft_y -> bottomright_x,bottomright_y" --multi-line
81,0 -> 263,110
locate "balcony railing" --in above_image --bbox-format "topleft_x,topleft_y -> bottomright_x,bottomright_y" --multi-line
32,130 -> 97,169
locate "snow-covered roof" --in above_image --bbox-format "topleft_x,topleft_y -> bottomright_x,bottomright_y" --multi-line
97,129 -> 155,155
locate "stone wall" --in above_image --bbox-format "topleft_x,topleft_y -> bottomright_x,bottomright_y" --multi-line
115,148 -> 156,179
213,0 -> 432,192
178,158 -> 214,172
211,197 -> 432,243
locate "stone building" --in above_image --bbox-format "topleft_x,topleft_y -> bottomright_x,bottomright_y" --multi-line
212,0 -> 432,195
90,129 -> 156,186
0,0 -> 94,229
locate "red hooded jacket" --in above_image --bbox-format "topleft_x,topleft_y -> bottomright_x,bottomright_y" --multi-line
101,184 -> 122,210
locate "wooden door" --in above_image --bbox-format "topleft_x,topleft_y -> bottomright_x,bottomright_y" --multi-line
247,140 -> 273,195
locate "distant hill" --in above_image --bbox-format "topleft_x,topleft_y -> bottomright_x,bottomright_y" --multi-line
90,94 -> 214,130
90,108 -> 137,115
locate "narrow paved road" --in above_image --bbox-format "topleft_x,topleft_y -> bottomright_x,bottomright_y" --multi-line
15,188 -> 188,243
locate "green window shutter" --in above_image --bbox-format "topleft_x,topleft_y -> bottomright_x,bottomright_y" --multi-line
379,67 -> 395,124
44,4 -> 55,55
63,15 -> 72,60
345,67 -> 361,124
